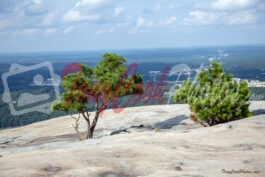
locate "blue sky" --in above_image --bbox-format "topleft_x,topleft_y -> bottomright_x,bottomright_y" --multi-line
0,0 -> 265,52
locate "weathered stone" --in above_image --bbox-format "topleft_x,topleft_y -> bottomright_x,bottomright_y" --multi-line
0,103 -> 264,177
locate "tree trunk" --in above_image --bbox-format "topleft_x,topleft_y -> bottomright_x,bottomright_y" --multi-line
86,111 -> 100,139
86,125 -> 93,139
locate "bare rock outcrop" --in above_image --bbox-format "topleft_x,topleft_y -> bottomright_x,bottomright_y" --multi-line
0,103 -> 264,177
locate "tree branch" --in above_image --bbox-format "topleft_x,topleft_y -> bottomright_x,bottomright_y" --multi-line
81,111 -> 90,127
198,120 -> 207,127
71,114 -> 84,140
86,111 -> 91,120
99,100 -> 107,112
96,94 -> 99,111
91,111 -> 100,128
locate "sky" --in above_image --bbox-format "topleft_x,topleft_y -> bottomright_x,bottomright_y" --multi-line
0,0 -> 265,53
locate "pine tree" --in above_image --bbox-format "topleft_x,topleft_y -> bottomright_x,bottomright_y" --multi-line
174,61 -> 252,126
52,53 -> 144,139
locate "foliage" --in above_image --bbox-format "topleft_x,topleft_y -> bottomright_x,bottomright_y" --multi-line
1,46 -> 265,129
174,62 -> 252,126
52,53 -> 144,139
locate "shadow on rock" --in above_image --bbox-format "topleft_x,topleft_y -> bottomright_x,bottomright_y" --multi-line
153,115 -> 189,129
110,125 -> 153,136
252,109 -> 265,116
110,115 -> 189,136
98,171 -> 133,177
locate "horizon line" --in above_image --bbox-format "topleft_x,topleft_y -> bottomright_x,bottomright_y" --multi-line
0,43 -> 265,55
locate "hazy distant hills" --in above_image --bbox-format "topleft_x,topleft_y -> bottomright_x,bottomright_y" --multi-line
0,45 -> 265,128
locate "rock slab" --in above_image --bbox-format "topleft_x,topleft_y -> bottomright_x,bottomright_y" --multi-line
0,103 -> 264,177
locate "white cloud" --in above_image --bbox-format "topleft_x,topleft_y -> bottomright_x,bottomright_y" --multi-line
135,17 -> 153,28
226,11 -> 257,24
75,0 -> 111,11
45,28 -> 57,34
40,12 -> 55,26
184,9 -> 257,26
136,17 -> 145,28
33,0 -> 42,6
146,20 -> 154,27
211,0 -> 258,11
184,11 -> 221,25
184,0 -> 259,26
162,16 -> 177,26
23,28 -> 37,35
128,28 -> 151,34
96,28 -> 114,34
129,17 -> 153,34
63,9 -> 100,23
114,6 -> 124,17
136,17 -> 154,28
25,0 -> 46,15
62,0 -> 113,23
64,26 -> 75,34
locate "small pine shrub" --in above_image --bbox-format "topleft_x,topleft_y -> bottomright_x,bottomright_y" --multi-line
174,62 -> 252,126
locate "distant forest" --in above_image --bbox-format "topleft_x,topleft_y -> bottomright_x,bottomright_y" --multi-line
0,46 -> 265,128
